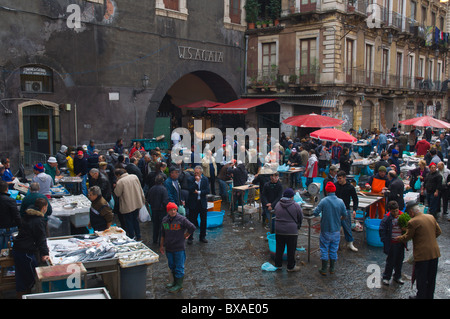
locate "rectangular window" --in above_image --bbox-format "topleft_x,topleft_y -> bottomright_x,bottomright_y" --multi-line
230,0 -> 241,24
410,1 -> 416,21
346,39 -> 354,83
262,42 -> 277,71
418,57 -> 425,77
300,38 -> 317,83
382,48 -> 389,86
365,44 -> 373,85
407,55 -> 414,88
164,0 -> 179,11
421,6 -> 426,25
396,52 -> 402,87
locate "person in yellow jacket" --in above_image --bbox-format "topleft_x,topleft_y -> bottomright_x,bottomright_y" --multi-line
201,150 -> 217,195
66,151 -> 76,177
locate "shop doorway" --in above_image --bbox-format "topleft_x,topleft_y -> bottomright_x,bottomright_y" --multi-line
18,101 -> 61,164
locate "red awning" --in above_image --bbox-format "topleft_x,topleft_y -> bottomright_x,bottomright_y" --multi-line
178,100 -> 223,108
207,98 -> 277,114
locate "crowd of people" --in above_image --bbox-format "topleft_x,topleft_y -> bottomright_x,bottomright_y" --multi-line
0,124 -> 445,298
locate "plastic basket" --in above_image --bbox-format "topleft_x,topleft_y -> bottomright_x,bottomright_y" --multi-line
198,210 -> 225,228
267,232 -> 287,261
365,218 -> 383,247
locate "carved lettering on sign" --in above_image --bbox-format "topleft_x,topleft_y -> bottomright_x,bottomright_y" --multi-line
178,46 -> 224,63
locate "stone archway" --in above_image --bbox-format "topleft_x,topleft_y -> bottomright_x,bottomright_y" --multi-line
144,68 -> 239,139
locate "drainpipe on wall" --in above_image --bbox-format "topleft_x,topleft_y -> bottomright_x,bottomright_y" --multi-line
74,103 -> 78,147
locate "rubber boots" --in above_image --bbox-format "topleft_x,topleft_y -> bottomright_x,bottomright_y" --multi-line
166,271 -> 175,288
329,260 -> 336,274
169,276 -> 184,293
318,260 -> 328,276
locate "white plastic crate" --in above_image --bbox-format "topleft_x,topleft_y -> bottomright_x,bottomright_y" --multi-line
69,211 -> 90,228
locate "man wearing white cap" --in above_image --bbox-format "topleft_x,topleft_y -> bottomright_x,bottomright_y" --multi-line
44,157 -> 60,184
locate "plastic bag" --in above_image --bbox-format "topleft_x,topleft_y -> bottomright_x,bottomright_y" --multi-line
261,262 -> 278,272
138,205 -> 151,223
47,215 -> 62,229
414,178 -> 421,190
178,205 -> 186,216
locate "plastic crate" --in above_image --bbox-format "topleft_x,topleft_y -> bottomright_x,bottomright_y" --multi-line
70,212 -> 90,228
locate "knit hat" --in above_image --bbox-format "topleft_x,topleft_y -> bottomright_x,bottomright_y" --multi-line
34,163 -> 44,172
325,181 -> 336,193
429,162 -> 437,167
291,148 -> 297,152
166,202 -> 178,212
378,166 -> 387,172
283,188 -> 295,198
392,149 -> 399,155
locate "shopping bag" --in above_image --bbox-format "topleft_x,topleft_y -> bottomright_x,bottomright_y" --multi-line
178,205 -> 186,216
414,178 -> 421,190
138,205 -> 151,223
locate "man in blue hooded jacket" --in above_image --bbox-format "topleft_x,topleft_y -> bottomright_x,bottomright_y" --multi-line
314,182 -> 347,275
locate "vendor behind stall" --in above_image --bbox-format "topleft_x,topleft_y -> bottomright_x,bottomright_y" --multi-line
87,186 -> 114,232
365,166 -> 389,219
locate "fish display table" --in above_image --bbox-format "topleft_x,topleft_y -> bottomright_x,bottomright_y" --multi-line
49,195 -> 92,236
46,227 -> 159,299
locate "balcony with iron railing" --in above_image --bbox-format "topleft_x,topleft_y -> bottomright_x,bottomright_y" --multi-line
344,67 -> 444,92
247,65 -> 444,94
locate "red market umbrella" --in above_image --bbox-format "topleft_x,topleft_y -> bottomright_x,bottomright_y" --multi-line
282,113 -> 344,128
398,115 -> 450,129
310,128 -> 358,143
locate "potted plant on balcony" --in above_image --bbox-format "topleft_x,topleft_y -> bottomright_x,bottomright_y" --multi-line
245,0 -> 260,30
268,0 -> 281,25
347,0 -> 355,12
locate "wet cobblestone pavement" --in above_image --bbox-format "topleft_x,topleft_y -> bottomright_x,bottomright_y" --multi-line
141,206 -> 450,300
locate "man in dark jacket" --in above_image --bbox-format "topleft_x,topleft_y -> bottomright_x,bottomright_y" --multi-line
12,197 -> 50,298
74,150 -> 89,195
386,171 -> 405,210
335,171 -> 358,251
147,174 -> 169,244
323,165 -> 338,196
424,162 -> 442,218
89,168 -> 112,202
0,181 -> 21,249
187,166 -> 210,244
261,173 -> 283,231
126,157 -> 144,187
379,200 -> 406,286
273,188 -> 303,272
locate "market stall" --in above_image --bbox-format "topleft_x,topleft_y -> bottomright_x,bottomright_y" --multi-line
48,195 -> 91,237
45,226 -> 159,299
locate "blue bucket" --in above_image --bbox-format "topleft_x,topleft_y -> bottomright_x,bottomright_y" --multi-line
365,218 -> 383,247
266,232 -> 287,260
198,210 -> 225,228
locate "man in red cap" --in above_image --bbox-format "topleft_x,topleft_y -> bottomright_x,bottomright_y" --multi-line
74,150 -> 89,195
424,162 -> 442,218
160,202 -> 196,293
314,181 -> 347,275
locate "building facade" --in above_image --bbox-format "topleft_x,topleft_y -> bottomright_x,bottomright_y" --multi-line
0,0 -> 247,164
245,0 -> 450,138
